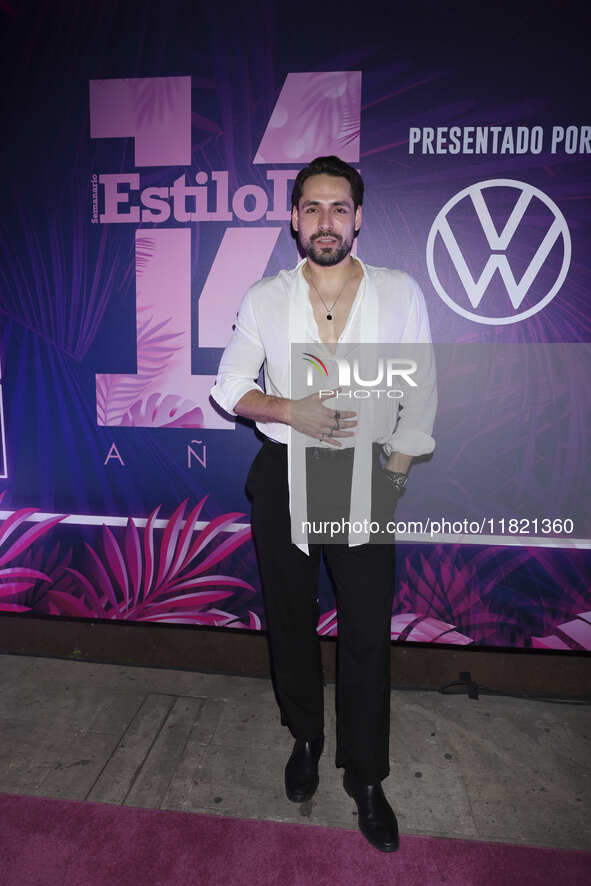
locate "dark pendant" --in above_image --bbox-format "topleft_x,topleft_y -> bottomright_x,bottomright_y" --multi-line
326,313 -> 333,320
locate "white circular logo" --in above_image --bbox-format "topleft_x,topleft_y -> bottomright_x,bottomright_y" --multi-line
426,179 -> 571,326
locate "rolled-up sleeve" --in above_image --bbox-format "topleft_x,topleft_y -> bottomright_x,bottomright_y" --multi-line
382,276 -> 437,457
210,287 -> 266,415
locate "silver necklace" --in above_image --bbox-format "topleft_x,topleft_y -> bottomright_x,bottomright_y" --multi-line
306,267 -> 357,320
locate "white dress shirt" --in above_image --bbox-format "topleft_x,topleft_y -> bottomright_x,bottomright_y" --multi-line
211,256 -> 437,550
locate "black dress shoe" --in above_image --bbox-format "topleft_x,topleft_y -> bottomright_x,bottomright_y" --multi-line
284,736 -> 324,802
343,771 -> 400,852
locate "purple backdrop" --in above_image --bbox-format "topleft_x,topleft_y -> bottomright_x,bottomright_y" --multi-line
0,0 -> 590,650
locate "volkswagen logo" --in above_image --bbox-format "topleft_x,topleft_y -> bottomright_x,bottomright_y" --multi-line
426,179 -> 571,325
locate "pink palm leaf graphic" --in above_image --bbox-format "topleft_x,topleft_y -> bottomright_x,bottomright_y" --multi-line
15,541 -> 80,615
58,499 -> 256,623
0,490 -> 66,612
96,306 -> 184,426
397,544 -> 530,645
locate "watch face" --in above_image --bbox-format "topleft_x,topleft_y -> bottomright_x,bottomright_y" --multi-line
384,469 -> 407,491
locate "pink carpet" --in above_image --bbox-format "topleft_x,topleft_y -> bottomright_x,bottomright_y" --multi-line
1,793 -> 589,885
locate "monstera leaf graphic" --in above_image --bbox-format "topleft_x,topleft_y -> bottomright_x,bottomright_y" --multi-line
0,491 -> 65,612
57,499 -> 257,624
120,393 -> 203,428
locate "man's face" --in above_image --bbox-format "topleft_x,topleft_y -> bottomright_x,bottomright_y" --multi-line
292,174 -> 362,267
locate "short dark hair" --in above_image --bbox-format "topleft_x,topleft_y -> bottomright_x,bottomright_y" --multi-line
291,156 -> 364,211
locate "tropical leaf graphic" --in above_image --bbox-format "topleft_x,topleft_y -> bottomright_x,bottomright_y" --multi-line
390,613 -> 473,644
0,191 -> 125,360
120,393 -> 203,428
299,73 -> 360,151
96,306 -> 183,425
15,541 -> 79,615
122,236 -> 158,288
396,544 -> 528,645
0,490 -> 66,612
532,612 -> 591,650
51,499 -> 257,624
130,77 -> 186,127
494,546 -> 591,649
316,606 -> 473,644
317,609 -> 338,636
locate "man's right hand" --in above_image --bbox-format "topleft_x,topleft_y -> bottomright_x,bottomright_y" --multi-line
288,390 -> 357,446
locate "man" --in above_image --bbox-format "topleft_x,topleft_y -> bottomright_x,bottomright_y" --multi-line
211,156 -> 436,852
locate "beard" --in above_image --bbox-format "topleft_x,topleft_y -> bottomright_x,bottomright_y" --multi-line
302,231 -> 354,266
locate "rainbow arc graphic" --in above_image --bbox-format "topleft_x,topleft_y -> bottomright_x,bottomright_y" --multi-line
301,352 -> 328,376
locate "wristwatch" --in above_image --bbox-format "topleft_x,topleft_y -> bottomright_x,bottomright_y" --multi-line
382,468 -> 408,493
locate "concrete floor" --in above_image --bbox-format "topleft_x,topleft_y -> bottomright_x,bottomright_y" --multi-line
0,653 -> 590,852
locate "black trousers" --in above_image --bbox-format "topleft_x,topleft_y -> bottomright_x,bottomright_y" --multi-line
247,439 -> 396,783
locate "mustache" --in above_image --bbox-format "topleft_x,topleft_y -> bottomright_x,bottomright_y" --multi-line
311,232 -> 342,243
